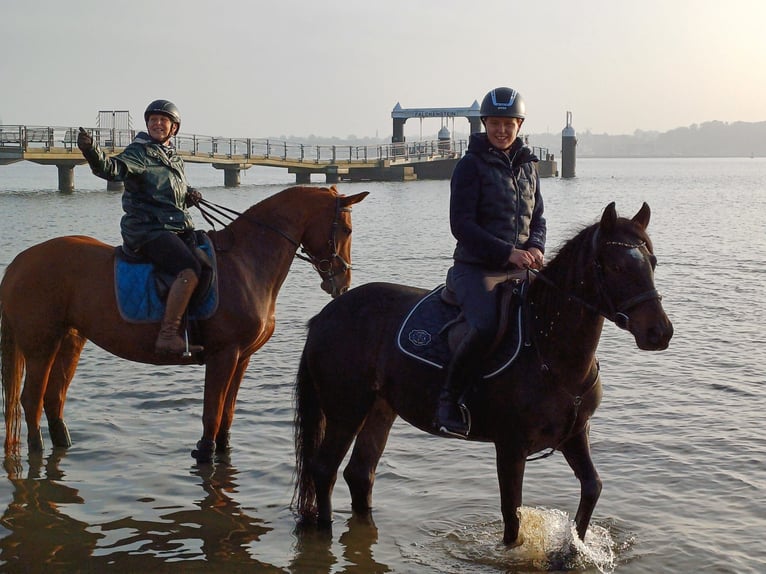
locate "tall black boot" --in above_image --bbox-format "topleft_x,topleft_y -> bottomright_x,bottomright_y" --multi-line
436,328 -> 483,438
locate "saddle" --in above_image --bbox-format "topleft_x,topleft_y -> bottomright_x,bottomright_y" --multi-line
396,274 -> 531,378
114,230 -> 219,323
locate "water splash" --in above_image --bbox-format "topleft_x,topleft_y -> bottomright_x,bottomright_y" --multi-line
516,506 -> 617,573
410,506 -> 619,573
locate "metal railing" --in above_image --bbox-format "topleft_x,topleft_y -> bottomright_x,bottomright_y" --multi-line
0,125 -> 552,164
0,125 -> 469,164
0,125 -> 136,151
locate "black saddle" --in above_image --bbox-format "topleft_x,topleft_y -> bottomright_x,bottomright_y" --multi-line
396,278 -> 530,378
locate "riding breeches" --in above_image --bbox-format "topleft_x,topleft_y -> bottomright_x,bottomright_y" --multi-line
140,231 -> 202,277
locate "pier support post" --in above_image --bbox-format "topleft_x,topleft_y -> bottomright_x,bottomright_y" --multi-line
57,164 -> 75,193
294,171 -> 311,184
107,181 -> 124,192
212,163 -> 250,187
324,165 -> 348,184
224,168 -> 240,187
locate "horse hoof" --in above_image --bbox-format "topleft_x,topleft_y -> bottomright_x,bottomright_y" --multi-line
191,439 -> 215,463
215,430 -> 231,453
49,418 -> 72,448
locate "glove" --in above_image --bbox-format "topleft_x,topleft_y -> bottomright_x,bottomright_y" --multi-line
186,187 -> 203,207
77,127 -> 93,152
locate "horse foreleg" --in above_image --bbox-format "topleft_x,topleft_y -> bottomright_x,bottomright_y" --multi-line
44,330 -> 86,448
215,356 -> 250,453
560,424 -> 602,541
343,398 -> 396,514
494,440 -> 527,547
193,349 -> 240,463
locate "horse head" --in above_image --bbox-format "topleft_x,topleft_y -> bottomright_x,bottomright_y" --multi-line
302,186 -> 369,298
593,202 -> 673,350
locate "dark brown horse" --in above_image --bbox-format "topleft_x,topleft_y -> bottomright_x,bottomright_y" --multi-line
1,185 -> 368,463
293,202 -> 673,546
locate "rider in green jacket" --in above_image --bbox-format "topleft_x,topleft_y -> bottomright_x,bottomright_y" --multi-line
78,99 -> 204,356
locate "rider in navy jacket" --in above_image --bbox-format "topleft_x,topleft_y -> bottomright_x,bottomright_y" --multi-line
437,87 -> 546,438
450,132 -> 546,269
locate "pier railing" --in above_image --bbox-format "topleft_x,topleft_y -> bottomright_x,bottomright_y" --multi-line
0,125 -> 552,165
0,125 -> 471,164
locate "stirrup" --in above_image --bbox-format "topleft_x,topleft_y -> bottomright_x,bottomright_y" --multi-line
438,403 -> 471,439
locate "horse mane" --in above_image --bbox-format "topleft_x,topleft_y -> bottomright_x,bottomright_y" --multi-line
205,185 -> 338,247
541,223 -> 599,291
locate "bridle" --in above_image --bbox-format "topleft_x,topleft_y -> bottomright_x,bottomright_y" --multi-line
530,228 -> 662,331
195,197 -> 353,288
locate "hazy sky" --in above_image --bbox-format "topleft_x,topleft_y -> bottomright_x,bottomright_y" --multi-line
3,0 -> 765,140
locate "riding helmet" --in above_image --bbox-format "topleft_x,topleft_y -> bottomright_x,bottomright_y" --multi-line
144,99 -> 181,130
479,87 -> 525,120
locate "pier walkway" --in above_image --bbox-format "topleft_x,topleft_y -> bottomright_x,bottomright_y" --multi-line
0,125 -> 555,191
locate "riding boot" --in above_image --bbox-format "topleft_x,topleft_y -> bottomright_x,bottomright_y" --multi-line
155,268 -> 204,355
437,327 -> 483,438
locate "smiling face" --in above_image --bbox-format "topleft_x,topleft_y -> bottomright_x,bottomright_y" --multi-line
484,116 -> 523,151
146,114 -> 178,144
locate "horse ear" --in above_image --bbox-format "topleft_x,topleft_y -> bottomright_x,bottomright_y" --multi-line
600,202 -> 617,233
632,202 -> 651,230
342,191 -> 370,206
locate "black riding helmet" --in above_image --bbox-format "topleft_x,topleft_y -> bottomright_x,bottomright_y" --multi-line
144,99 -> 181,131
479,87 -> 525,120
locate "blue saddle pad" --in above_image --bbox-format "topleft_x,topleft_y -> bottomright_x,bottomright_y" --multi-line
396,283 -> 526,379
115,240 -> 218,323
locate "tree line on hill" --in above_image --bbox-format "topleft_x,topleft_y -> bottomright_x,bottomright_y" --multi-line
527,120 -> 766,158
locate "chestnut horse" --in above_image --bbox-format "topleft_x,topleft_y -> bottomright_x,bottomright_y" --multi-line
293,202 -> 673,546
1,185 -> 368,463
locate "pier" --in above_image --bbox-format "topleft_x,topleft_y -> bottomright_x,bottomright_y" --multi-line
0,122 -> 556,192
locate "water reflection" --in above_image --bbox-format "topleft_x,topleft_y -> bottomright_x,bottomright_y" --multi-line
0,454 -> 278,571
0,450 -> 101,569
290,514 -> 391,573
0,453 -> 393,572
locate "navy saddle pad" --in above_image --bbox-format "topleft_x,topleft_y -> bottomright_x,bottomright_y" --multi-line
396,284 -> 526,379
114,236 -> 218,323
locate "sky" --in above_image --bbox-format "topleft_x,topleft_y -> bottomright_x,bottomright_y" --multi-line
2,0 -> 765,140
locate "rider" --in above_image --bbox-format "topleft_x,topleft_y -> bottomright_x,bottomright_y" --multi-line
436,87 -> 547,437
77,99 -> 205,356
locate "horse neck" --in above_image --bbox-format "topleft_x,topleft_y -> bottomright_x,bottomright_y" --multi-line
529,259 -> 603,377
226,204 -> 309,290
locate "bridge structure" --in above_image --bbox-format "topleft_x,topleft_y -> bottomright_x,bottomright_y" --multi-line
0,117 -> 556,192
0,125 -> 478,192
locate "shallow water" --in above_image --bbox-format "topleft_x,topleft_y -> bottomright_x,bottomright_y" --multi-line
0,158 -> 764,573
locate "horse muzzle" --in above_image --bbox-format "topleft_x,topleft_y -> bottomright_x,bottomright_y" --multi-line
321,275 -> 350,298
630,307 -> 674,350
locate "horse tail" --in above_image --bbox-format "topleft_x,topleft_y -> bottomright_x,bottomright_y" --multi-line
0,304 -> 23,457
291,344 -> 324,522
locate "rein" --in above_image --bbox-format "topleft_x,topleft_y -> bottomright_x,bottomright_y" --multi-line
194,197 -> 352,281
526,360 -> 600,461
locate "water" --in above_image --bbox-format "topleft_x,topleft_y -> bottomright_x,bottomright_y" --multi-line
0,158 -> 764,573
